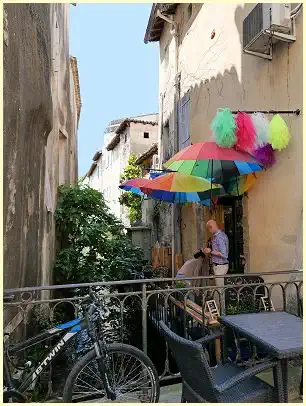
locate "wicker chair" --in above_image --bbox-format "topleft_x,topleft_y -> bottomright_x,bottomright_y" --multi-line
159,321 -> 283,403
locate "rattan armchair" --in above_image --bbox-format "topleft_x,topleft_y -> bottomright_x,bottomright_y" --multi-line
159,321 -> 283,403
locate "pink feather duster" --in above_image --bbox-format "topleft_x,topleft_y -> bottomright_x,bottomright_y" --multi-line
235,112 -> 256,153
253,144 -> 276,167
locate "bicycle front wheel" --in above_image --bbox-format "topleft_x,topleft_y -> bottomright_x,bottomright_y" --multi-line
63,343 -> 160,403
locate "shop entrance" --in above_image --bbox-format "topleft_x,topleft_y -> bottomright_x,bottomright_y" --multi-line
218,196 -> 245,274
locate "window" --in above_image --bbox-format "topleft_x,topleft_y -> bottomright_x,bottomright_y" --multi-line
144,132 -> 149,139
187,4 -> 192,19
58,130 -> 68,185
53,19 -> 60,74
162,120 -> 171,162
178,90 -> 191,150
105,153 -> 112,169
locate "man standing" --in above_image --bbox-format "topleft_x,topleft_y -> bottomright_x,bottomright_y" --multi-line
204,220 -> 229,312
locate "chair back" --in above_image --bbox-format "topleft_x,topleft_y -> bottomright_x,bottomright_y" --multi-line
159,321 -> 218,402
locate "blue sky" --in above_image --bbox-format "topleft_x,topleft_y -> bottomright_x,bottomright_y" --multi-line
70,4 -> 159,176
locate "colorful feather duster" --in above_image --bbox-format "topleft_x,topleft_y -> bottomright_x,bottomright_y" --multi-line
253,144 -> 276,167
235,112 -> 256,153
251,113 -> 269,147
268,114 -> 291,151
210,108 -> 236,148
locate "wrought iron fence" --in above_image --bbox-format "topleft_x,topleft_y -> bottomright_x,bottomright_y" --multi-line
4,270 -> 303,400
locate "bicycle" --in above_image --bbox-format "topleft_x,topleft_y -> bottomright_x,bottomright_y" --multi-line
4,290 -> 160,402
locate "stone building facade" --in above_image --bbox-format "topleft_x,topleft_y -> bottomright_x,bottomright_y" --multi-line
4,4 -> 80,289
144,3 -> 303,276
87,114 -> 159,226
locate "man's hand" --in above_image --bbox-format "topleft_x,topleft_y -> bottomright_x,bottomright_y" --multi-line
204,248 -> 211,255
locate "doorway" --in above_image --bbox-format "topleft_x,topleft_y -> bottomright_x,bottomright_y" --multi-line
218,196 -> 245,274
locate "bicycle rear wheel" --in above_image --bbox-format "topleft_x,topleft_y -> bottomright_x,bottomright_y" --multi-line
63,343 -> 160,403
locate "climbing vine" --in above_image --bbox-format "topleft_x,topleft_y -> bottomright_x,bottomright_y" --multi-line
119,154 -> 143,224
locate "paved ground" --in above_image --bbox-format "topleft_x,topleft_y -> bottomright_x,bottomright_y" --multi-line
160,383 -> 181,402
48,361 -> 302,403
160,362 -> 303,403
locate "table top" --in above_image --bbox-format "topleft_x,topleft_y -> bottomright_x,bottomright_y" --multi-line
219,312 -> 303,359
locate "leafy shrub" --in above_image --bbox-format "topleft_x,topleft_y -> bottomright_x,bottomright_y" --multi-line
54,184 -> 144,284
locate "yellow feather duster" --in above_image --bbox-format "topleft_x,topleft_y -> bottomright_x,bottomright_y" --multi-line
268,114 -> 291,151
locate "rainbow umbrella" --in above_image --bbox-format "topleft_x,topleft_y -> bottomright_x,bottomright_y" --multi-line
119,175 -> 224,206
164,141 -> 263,183
119,178 -> 149,196
119,171 -> 166,196
222,173 -> 257,197
142,192 -> 220,205
140,172 -> 224,204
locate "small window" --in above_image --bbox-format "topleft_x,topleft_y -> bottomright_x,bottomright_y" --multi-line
144,132 -> 149,139
58,131 -> 68,185
187,4 -> 192,19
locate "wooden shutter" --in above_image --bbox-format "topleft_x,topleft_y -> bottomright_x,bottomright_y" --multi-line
178,90 -> 191,150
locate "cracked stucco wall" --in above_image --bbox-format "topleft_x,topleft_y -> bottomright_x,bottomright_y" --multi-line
158,3 -> 303,271
4,4 -> 78,290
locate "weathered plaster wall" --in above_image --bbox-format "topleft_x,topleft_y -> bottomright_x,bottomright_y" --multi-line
88,156 -> 103,193
4,4 -> 78,289
130,122 -> 158,156
102,130 -> 131,221
158,3 -> 303,270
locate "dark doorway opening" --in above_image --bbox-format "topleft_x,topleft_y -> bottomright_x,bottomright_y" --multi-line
218,196 -> 245,274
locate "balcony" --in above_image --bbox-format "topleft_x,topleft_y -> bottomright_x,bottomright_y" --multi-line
4,270 -> 303,402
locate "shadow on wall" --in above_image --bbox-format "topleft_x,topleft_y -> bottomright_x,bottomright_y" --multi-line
177,4 -> 303,270
178,3 -> 204,45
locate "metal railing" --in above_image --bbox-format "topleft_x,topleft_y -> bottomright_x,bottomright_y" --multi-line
4,270 -> 303,397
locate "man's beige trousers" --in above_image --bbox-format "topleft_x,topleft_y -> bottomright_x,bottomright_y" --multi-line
213,264 -> 229,286
213,264 -> 229,313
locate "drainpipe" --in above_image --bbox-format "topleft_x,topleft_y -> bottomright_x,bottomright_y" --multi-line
160,92 -> 165,171
173,17 -> 182,278
157,9 -> 180,277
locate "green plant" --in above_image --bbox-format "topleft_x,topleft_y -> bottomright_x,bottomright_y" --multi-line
226,301 -> 256,315
54,184 -> 144,284
119,155 -> 143,224
175,281 -> 186,289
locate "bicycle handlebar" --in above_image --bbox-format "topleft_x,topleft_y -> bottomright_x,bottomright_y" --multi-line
86,289 -> 110,320
4,295 -> 15,303
89,289 -> 100,304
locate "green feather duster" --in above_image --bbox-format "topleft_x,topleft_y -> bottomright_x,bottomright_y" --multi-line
210,108 -> 237,148
268,114 -> 291,151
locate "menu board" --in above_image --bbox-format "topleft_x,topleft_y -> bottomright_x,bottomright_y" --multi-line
260,296 -> 275,311
205,300 -> 220,319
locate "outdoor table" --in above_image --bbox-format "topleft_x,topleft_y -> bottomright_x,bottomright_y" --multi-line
219,312 -> 303,402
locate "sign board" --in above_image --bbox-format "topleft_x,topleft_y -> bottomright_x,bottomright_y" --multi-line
260,296 -> 275,312
204,300 -> 220,320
